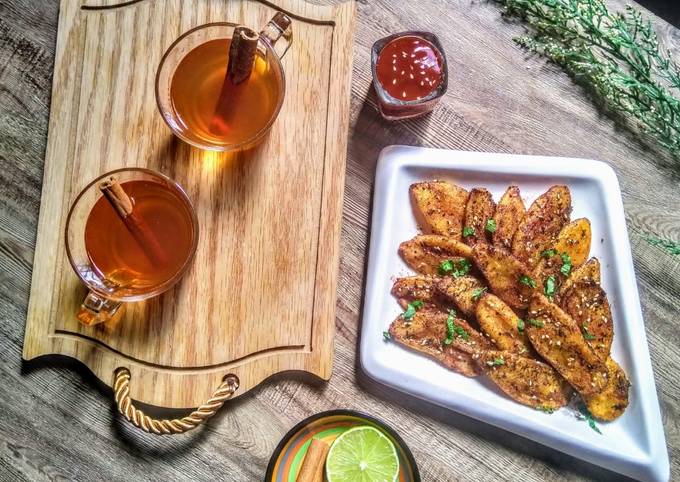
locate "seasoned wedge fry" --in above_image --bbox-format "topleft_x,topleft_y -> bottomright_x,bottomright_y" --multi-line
557,257 -> 601,300
583,358 -> 630,421
533,218 -> 592,287
472,244 -> 535,310
410,181 -> 469,238
388,307 -> 490,377
398,235 -> 473,275
554,218 -> 591,268
469,350 -> 570,410
512,185 -> 572,269
435,275 -> 486,318
526,294 -> 608,396
558,274 -> 614,360
463,188 -> 496,246
493,186 -> 526,249
391,276 -> 439,307
532,252 -> 564,290
476,294 -> 531,354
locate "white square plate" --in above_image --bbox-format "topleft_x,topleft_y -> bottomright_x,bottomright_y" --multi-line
360,146 -> 669,482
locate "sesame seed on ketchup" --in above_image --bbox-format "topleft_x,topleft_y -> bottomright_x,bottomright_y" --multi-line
371,32 -> 448,120
375,35 -> 444,102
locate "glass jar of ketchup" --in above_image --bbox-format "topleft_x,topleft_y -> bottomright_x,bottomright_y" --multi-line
371,32 -> 448,120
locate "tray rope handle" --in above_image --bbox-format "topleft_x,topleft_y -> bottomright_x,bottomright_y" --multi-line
113,367 -> 240,434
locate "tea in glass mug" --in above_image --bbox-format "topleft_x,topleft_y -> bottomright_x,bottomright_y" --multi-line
65,168 -> 198,325
156,13 -> 293,151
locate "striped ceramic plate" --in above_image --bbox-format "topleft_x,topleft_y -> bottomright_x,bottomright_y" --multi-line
265,409 -> 420,482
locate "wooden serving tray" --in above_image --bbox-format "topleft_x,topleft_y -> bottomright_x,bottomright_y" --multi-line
24,0 -> 355,409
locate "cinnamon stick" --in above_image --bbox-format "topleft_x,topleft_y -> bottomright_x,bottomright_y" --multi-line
209,27 -> 259,135
296,438 -> 329,482
99,176 -> 167,266
227,26 -> 259,85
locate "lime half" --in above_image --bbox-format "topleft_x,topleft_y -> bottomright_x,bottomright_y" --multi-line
325,426 -> 400,482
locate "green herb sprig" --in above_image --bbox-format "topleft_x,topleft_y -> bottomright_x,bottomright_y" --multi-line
439,259 -> 472,278
560,252 -> 573,275
577,404 -> 602,434
471,287 -> 488,301
402,300 -> 424,320
645,236 -> 680,256
443,309 -> 469,344
544,275 -> 556,298
519,275 -> 537,288
498,0 -> 680,160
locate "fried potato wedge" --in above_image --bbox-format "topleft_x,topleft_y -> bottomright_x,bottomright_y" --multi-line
388,307 -> 489,377
435,275 -> 486,318
583,358 -> 630,421
527,294 -> 608,396
557,257 -> 601,300
533,218 -> 592,287
463,188 -> 496,246
512,185 -> 572,269
471,350 -> 570,410
558,272 -> 613,360
472,244 -> 535,310
391,276 -> 439,308
532,253 -> 564,290
493,186 -> 526,249
554,218 -> 591,268
476,294 -> 531,354
410,181 -> 469,238
398,235 -> 473,275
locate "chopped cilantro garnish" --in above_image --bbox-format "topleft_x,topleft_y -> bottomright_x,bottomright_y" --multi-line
544,275 -> 556,298
488,357 -> 505,366
439,259 -> 471,278
383,331 -> 391,341
402,300 -> 424,320
517,318 -> 525,333
462,226 -> 475,237
541,249 -> 557,258
439,259 -> 454,275
485,219 -> 497,233
443,309 -> 468,344
443,310 -> 456,345
471,287 -> 488,301
560,252 -> 572,275
527,318 -> 544,328
577,405 -> 602,434
519,275 -> 537,288
452,259 -> 471,278
582,326 -> 596,340
536,405 -> 555,414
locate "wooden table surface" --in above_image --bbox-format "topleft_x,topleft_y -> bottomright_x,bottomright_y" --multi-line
1,0 -> 678,480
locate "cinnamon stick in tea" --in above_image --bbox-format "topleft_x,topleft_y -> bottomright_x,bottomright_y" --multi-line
227,26 -> 259,85
99,176 -> 167,266
296,438 -> 329,482
209,26 -> 259,134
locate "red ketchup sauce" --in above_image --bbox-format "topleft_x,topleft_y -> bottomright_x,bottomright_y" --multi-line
375,35 -> 444,102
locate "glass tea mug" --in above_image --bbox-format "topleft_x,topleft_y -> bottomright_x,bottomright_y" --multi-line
155,13 -> 293,151
65,168 -> 198,326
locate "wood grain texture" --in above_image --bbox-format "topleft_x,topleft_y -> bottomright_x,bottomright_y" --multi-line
1,0 -> 679,481
22,0 -> 356,409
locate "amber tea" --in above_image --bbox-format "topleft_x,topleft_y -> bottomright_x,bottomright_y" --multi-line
84,179 -> 195,295
169,38 -> 283,149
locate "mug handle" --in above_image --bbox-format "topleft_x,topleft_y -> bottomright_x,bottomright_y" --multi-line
260,12 -> 293,59
76,290 -> 123,326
